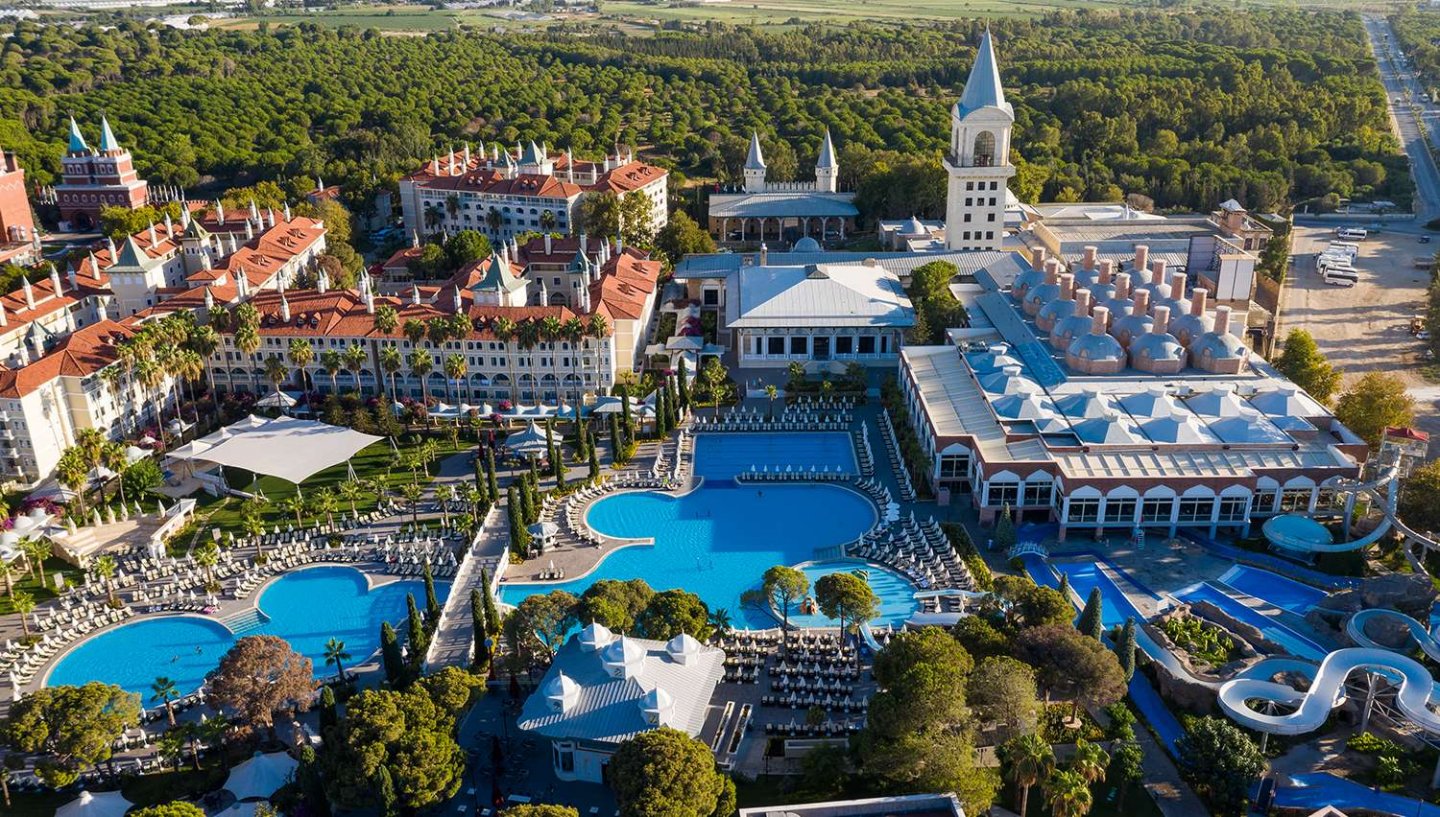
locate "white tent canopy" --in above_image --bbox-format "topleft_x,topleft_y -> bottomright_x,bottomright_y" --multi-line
224,750 -> 299,801
167,415 -> 383,485
255,390 -> 297,409
504,421 -> 561,456
57,791 -> 131,817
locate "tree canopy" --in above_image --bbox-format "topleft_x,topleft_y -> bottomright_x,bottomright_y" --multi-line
1175,716 -> 1267,817
207,635 -> 315,739
1273,329 -> 1340,404
609,727 -> 732,817
1334,371 -> 1415,447
5,682 -> 141,787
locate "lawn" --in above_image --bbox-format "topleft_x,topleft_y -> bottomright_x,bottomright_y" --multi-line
0,557 -> 82,617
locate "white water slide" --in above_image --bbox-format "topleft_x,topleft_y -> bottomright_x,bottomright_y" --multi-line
1347,608 -> 1440,664
1217,647 -> 1440,736
1263,454 -> 1440,554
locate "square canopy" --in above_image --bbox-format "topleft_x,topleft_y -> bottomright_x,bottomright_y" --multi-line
167,415 -> 384,485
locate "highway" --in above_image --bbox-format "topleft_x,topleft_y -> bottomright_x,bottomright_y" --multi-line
1363,14 -> 1440,220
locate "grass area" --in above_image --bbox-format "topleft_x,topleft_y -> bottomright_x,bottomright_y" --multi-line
4,791 -> 72,817
189,433 -> 473,545
0,558 -> 82,616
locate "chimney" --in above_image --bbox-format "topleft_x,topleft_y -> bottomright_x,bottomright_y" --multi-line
204,287 -> 214,310
1132,288 -> 1151,316
544,233 -> 552,255
0,302 -> 8,327
1214,305 -> 1232,336
22,278 -> 34,310
1043,257 -> 1060,282
1114,272 -> 1131,300
1191,288 -> 1209,316
1169,272 -> 1187,298
759,243 -> 768,266
1073,289 -> 1092,316
365,289 -> 375,315
1030,247 -> 1045,270
1098,259 -> 1114,285
580,233 -> 588,255
1152,305 -> 1171,335
1133,244 -> 1149,274
1090,306 -> 1110,335
1082,245 -> 1097,270
279,294 -> 291,322
1150,258 -> 1168,285
1059,273 -> 1074,300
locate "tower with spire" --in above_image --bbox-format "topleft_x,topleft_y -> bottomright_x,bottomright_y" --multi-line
943,28 -> 1015,252
815,129 -> 839,194
743,132 -> 767,194
54,116 -> 151,231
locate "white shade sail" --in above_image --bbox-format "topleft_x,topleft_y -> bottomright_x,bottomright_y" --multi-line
224,750 -> 299,801
167,415 -> 383,485
57,791 -> 131,817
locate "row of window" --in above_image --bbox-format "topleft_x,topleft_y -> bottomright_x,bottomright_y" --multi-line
749,335 -> 888,356
963,181 -> 1001,192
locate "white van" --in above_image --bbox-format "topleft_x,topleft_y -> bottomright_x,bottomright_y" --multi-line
1316,253 -> 1354,272
1336,227 -> 1369,241
1323,268 -> 1359,286
1327,241 -> 1360,256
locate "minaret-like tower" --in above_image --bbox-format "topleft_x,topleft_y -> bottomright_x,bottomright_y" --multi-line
743,132 -> 767,194
815,128 -> 838,194
944,28 -> 1015,251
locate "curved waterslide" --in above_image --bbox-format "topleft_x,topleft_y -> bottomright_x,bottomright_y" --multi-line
1348,608 -> 1440,663
1265,455 -> 1440,554
1218,648 -> 1440,736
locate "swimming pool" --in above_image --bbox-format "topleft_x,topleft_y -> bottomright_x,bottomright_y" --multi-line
1219,565 -> 1327,616
47,566 -> 446,700
693,432 -> 856,480
1173,582 -> 1325,661
499,477 -> 888,628
786,559 -> 920,628
1050,560 -> 1152,630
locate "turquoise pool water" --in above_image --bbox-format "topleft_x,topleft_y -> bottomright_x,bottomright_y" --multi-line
693,432 -> 856,480
1220,565 -> 1327,616
1173,582 -> 1325,661
498,478 -> 891,628
787,559 -> 920,628
47,566 -> 446,700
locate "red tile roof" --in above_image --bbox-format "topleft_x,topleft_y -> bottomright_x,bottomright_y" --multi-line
0,319 -> 134,397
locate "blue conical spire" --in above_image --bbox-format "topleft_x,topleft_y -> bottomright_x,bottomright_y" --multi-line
66,117 -> 89,154
957,28 -> 1013,119
98,115 -> 119,153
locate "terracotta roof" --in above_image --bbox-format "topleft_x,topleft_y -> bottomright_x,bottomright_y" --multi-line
594,162 -> 667,194
1384,426 -> 1430,442
0,319 -> 134,397
406,148 -> 665,198
591,250 -> 660,321
381,246 -> 424,271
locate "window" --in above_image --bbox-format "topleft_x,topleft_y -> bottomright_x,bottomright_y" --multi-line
1023,482 -> 1052,507
987,481 -> 1018,507
1104,498 -> 1136,524
1218,497 -> 1248,522
836,336 -> 853,355
702,289 -> 719,306
939,454 -> 969,481
1279,488 -> 1312,512
1177,498 -> 1214,524
963,214 -> 972,223
789,336 -> 808,356
1068,498 -> 1100,523
1251,490 -> 1278,515
858,336 -> 876,354
1141,498 -> 1173,523
973,131 -> 995,166
767,336 -> 785,355
1315,489 -> 1341,510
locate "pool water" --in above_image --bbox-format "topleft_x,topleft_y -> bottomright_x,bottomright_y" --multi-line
499,479 -> 890,628
1219,565 -> 1327,615
1173,582 -> 1325,661
1050,560 -> 1152,630
787,559 -> 919,628
47,566 -> 446,700
693,432 -> 856,480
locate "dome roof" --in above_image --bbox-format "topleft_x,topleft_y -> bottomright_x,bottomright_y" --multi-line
1110,311 -> 1153,347
1011,266 -> 1046,303
1193,330 -> 1247,361
666,633 -> 702,662
602,635 -> 646,665
903,216 -> 927,235
578,621 -> 615,651
543,672 -> 580,699
1129,331 -> 1185,365
1066,331 -> 1124,364
966,343 -> 1022,373
1088,280 -> 1116,304
792,236 -> 821,253
1070,267 -> 1100,290
978,366 -> 1040,396
1036,295 -> 1077,328
641,687 -> 674,710
1024,279 -> 1061,313
1100,293 -> 1134,318
1054,389 -> 1116,419
1167,312 -> 1212,347
1050,311 -> 1095,351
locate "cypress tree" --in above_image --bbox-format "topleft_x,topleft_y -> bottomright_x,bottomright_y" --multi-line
481,568 -> 500,634
380,621 -> 404,687
473,452 -> 484,494
609,414 -> 621,457
298,745 -> 331,817
1118,617 -> 1138,681
406,593 -> 429,673
1057,572 -> 1071,599
576,415 -> 588,455
376,764 -> 398,817
484,446 -> 499,505
506,485 -> 529,557
545,418 -> 559,474
318,685 -> 338,733
1078,587 -> 1105,641
471,588 -> 489,671
555,452 -> 568,490
588,439 -> 600,480
677,357 -> 690,408
422,561 -> 441,621
619,384 -> 633,441
527,455 -> 541,497
655,388 -> 668,437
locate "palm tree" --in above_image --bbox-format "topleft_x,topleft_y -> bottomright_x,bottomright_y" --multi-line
373,305 -> 399,335
151,676 -> 181,726
445,193 -> 460,222
186,323 -> 221,399
426,317 -> 452,351
1069,739 -> 1109,786
280,496 -> 305,526
562,317 -> 585,406
540,315 -> 563,402
19,539 -> 49,589
310,488 -> 338,529
423,203 -> 443,233
287,339 -> 315,392
485,206 -> 502,234
435,483 -> 455,526
708,607 -> 732,637
264,355 -> 290,400
323,637 -> 351,681
491,316 -> 517,403
586,314 -> 608,398
234,305 -> 262,390
94,555 -> 118,605
410,348 -> 435,409
403,319 -> 427,349
194,543 -> 220,583
401,481 -> 425,525
517,320 -> 541,402
540,209 -> 557,231
11,590 -> 33,638
444,353 -> 467,405
338,479 -> 365,516
344,345 -> 369,396
134,356 -> 168,444
1003,734 -> 1055,817
1043,770 -> 1093,817
380,346 -> 404,403
765,384 -> 778,420
320,349 -> 343,395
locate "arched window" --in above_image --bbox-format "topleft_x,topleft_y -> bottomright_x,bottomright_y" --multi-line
973,131 -> 996,167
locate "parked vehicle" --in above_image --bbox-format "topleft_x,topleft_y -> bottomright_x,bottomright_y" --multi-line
1421,234 -> 1431,244
1316,254 -> 1355,272
1336,227 -> 1368,241
1323,268 -> 1359,287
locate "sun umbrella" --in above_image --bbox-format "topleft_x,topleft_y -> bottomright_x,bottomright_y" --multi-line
224,751 -> 299,801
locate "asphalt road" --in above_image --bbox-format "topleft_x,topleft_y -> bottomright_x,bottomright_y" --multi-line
1364,14 -> 1440,220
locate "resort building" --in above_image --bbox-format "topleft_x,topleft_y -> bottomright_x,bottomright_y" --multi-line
202,237 -> 659,403
517,624 -> 725,784
0,149 -> 40,268
895,244 -> 1370,541
739,794 -> 966,817
51,117 -> 151,231
397,143 -> 668,244
707,131 -> 859,246
943,29 -> 1014,252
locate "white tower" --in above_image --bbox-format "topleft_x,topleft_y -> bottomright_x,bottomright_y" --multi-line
743,132 -> 767,194
944,28 -> 1015,252
815,129 -> 839,194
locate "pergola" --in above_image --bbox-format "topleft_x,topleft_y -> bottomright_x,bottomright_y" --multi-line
166,415 -> 385,495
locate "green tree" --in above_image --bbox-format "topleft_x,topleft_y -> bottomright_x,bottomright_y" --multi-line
1334,372 -> 1415,448
966,656 -> 1040,742
324,638 -> 351,681
757,565 -> 809,653
635,588 -> 713,641
1273,329 -> 1340,404
1174,716 -> 1267,817
380,621 -> 405,687
130,805 -> 207,817
814,571 -> 879,635
654,211 -> 716,266
512,590 -> 579,657
1070,738 -> 1109,785
502,806 -> 581,817
578,578 -> 654,633
867,626 -> 972,738
999,733 -> 1055,817
1109,740 -> 1146,812
1077,587 -> 1104,641
1116,618 -> 1138,681
1043,769 -> 1094,817
1015,625 -> 1127,716
151,676 -> 181,727
609,727 -> 730,817
993,504 -> 1017,553
6,682 -> 141,787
